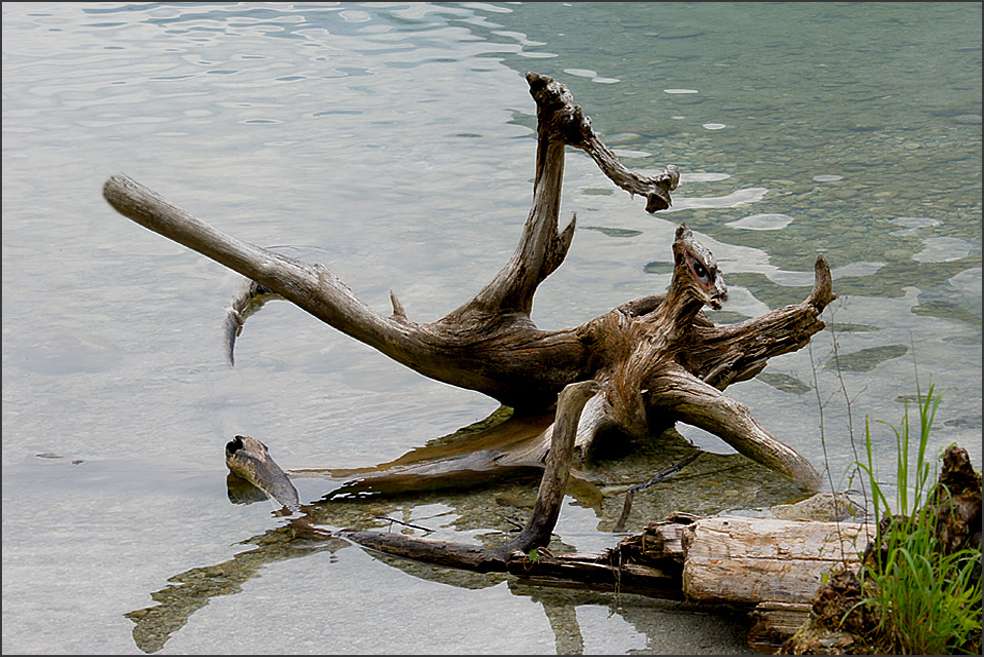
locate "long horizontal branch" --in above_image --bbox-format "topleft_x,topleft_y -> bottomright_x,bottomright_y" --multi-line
103,175 -> 410,350
103,175 -> 511,391
103,175 -> 603,407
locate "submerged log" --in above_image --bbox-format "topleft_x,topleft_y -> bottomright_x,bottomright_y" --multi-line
104,72 -> 835,493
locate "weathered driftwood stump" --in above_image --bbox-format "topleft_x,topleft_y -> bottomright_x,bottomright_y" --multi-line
103,72 -> 834,495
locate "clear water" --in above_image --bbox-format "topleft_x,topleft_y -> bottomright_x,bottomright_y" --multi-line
2,2 -> 980,654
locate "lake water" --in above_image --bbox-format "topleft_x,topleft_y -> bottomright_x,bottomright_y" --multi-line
2,2 -> 980,654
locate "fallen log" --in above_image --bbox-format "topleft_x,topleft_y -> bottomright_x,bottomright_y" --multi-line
681,515 -> 872,605
506,513 -> 874,653
505,513 -> 873,600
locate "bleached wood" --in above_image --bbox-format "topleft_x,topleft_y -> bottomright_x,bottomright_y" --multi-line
682,516 -> 874,604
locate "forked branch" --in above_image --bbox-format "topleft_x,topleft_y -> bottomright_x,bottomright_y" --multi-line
105,72 -> 833,492
103,73 -> 679,408
450,72 -> 678,318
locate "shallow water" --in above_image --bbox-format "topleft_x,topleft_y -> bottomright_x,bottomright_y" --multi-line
2,2 -> 980,654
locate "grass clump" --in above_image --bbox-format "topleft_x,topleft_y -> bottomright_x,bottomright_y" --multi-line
855,385 -> 982,655
786,384 -> 982,655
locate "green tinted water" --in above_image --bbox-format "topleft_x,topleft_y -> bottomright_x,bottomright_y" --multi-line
2,2 -> 980,654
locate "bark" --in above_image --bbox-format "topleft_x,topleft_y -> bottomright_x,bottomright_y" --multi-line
747,602 -> 813,654
501,510 -> 881,653
505,549 -> 681,599
680,516 -> 872,604
103,71 -> 835,490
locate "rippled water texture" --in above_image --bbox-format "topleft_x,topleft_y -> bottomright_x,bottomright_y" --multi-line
2,2 -> 981,654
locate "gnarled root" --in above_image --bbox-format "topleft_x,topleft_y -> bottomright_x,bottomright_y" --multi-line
104,73 -> 833,493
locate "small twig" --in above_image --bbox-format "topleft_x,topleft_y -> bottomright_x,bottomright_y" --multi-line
613,451 -> 702,532
645,463 -> 748,487
826,305 -> 869,533
809,341 -> 846,560
628,451 -> 704,495
373,515 -> 434,535
496,513 -> 526,532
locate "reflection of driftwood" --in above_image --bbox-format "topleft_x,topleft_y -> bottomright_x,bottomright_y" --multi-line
133,418 -> 805,653
327,468 -> 872,648
104,72 -> 833,491
224,380 -> 857,621
126,521 -> 347,654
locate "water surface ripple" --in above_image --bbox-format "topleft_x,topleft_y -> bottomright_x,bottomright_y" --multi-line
2,2 -> 981,654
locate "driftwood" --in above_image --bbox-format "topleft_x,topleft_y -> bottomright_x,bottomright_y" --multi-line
507,513 -> 875,654
682,516 -> 872,604
222,378 -> 858,624
224,411 -> 869,652
104,72 -> 849,651
224,435 -> 300,511
103,72 -> 835,495
220,380 -> 601,575
324,493 -> 872,653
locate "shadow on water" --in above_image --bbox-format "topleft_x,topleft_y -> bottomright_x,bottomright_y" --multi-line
126,410 -> 802,654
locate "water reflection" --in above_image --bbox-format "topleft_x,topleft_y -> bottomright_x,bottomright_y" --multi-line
225,472 -> 270,506
2,1 -> 980,654
127,414 -> 800,653
127,520 -> 348,654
